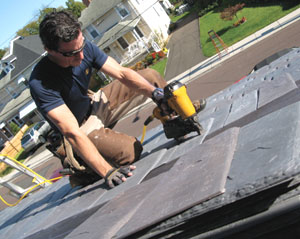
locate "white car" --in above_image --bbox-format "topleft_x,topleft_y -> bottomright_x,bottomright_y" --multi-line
21,120 -> 51,152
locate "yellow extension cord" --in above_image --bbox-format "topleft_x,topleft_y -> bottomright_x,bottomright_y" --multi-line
0,154 -> 63,207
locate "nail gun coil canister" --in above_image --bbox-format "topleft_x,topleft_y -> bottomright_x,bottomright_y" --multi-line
164,81 -> 196,120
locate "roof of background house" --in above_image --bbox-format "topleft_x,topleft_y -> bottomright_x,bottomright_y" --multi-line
79,0 -> 123,29
0,89 -> 32,121
0,71 -> 12,88
10,35 -> 44,79
1,47 -> 300,239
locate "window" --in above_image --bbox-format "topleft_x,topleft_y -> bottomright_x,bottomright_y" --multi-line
2,127 -> 13,139
1,62 -> 15,74
3,63 -> 15,74
86,25 -> 101,39
115,3 -> 129,19
117,37 -> 129,49
103,47 -> 111,54
134,27 -> 144,38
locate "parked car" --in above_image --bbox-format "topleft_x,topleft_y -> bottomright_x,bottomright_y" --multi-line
21,120 -> 51,152
175,3 -> 189,15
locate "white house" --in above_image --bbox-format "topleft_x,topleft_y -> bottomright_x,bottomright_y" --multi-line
79,0 -> 172,65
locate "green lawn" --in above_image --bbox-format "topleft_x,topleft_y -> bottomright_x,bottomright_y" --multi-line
199,3 -> 300,56
170,11 -> 190,23
150,57 -> 168,77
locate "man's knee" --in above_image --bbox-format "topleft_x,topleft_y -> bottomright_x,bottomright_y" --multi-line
87,128 -> 143,167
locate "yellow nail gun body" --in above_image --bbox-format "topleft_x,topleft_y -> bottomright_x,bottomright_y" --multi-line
145,81 -> 203,141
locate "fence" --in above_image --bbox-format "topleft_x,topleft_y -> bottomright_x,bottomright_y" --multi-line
0,124 -> 28,159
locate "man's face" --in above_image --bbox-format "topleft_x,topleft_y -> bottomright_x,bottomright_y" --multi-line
47,31 -> 85,68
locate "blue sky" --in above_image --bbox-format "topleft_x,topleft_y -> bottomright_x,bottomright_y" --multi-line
0,0 -> 68,49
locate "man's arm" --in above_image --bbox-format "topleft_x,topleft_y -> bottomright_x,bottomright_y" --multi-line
47,104 -> 134,179
100,56 -> 156,97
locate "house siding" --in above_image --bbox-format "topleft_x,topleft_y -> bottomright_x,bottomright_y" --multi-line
81,0 -> 171,65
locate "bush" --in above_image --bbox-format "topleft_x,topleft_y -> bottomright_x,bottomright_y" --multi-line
146,55 -> 154,65
158,50 -> 166,58
170,0 -> 183,4
151,52 -> 157,59
9,122 -> 20,136
168,22 -> 177,32
198,1 -> 219,17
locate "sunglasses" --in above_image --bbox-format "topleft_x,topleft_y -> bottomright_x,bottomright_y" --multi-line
57,39 -> 86,57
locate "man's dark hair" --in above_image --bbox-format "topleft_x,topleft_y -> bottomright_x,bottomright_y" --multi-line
39,10 -> 81,51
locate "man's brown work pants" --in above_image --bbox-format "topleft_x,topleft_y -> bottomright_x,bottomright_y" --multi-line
61,68 -> 166,186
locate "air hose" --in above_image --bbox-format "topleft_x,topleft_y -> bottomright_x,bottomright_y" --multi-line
0,176 -> 63,207
140,115 -> 155,144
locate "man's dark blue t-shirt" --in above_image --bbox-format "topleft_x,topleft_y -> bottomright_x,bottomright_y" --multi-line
29,40 -> 108,125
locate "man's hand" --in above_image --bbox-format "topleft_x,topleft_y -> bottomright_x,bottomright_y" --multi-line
104,165 -> 136,188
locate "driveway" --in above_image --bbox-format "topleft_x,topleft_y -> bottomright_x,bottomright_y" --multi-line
164,12 -> 208,81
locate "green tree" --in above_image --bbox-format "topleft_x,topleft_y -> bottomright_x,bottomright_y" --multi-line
16,2 -> 86,37
16,21 -> 39,37
0,49 -> 6,59
66,0 -> 86,18
16,7 -> 64,37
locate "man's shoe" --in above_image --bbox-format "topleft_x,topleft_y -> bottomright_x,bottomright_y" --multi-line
193,99 -> 206,113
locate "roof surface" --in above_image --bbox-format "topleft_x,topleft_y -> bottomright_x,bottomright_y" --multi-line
0,89 -> 32,121
11,35 -> 44,78
0,48 -> 300,238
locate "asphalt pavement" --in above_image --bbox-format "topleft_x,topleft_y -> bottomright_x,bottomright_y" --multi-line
1,8 -> 300,211
164,11 -> 208,81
